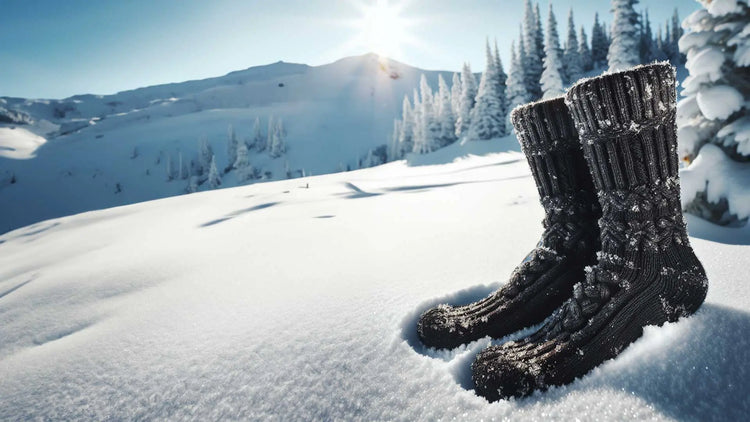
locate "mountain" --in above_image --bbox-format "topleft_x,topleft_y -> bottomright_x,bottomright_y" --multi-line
0,53 -> 456,234
0,146 -> 746,420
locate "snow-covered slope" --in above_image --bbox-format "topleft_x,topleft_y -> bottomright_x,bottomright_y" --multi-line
0,53 -> 454,234
1,138 -> 747,420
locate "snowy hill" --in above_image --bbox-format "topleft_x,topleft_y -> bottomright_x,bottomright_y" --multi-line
0,140 -> 747,420
0,53 -> 455,234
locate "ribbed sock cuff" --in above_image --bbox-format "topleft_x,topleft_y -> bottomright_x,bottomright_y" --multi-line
564,62 -> 680,192
511,96 -> 594,198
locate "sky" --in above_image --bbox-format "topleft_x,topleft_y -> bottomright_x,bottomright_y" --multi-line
0,0 -> 701,99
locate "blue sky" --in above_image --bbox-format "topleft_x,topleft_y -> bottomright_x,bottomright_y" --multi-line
1,0 -> 700,99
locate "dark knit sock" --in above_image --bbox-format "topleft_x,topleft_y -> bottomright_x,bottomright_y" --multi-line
417,97 -> 601,350
472,63 -> 709,401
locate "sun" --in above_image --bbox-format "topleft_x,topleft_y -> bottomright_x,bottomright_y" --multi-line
360,0 -> 409,58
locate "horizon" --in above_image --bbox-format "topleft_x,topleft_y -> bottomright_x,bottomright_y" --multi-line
2,0 -> 700,99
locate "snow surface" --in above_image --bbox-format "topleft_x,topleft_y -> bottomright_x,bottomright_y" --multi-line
682,143 -> 750,221
0,54 -> 455,234
1,136 -> 748,420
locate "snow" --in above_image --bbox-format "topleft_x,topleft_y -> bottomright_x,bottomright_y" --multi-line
0,53 -> 455,234
1,137 -> 748,420
0,126 -> 47,159
686,47 -> 725,81
696,85 -> 745,120
681,143 -> 750,221
706,0 -> 742,17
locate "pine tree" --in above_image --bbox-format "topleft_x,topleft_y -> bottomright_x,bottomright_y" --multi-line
234,142 -> 253,182
165,153 -> 174,181
534,2 -> 546,64
522,0 -> 543,100
541,5 -> 565,99
450,72 -> 462,116
639,10 -> 656,62
266,116 -> 275,152
494,39 -> 509,122
413,74 -> 440,153
251,116 -> 263,150
579,26 -> 594,71
398,95 -> 415,156
678,0 -> 750,225
226,124 -> 238,173
455,63 -> 477,137
389,119 -> 403,161
436,74 -> 457,146
469,41 -> 508,140
207,155 -> 221,189
670,8 -> 685,64
270,117 -> 286,158
178,151 -> 187,180
506,41 -> 529,125
198,137 -> 213,178
563,8 -> 583,84
608,0 -> 641,72
411,88 -> 424,151
591,12 -> 609,68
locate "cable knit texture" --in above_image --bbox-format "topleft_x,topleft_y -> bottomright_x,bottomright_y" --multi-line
472,63 -> 708,401
416,97 -> 601,350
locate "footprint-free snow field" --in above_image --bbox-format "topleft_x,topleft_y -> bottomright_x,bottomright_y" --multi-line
1,140 -> 748,420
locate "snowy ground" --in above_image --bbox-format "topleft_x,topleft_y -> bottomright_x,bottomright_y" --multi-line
1,137 -> 748,420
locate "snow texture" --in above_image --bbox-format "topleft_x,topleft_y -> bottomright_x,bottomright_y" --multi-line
682,143 -> 750,221
696,85 -> 744,120
0,136 -> 748,420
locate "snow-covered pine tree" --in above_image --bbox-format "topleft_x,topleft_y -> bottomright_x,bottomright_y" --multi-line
208,155 -> 221,188
226,124 -> 238,173
608,0 -> 641,72
165,153 -> 174,181
186,170 -> 199,194
411,88 -> 424,151
179,151 -> 187,180
506,41 -> 530,127
436,74 -> 457,146
579,26 -> 594,71
494,40 -> 509,122
563,9 -> 583,84
251,116 -> 264,150
234,141 -> 253,182
591,12 -> 609,68
678,0 -> 750,225
450,72 -> 462,116
198,137 -> 213,178
541,5 -> 566,98
266,116 -> 275,152
389,119 -> 403,161
534,3 -> 546,64
469,41 -> 507,140
270,117 -> 286,158
398,95 -> 414,156
523,0 -> 543,100
455,63 -> 477,137
414,74 -> 440,153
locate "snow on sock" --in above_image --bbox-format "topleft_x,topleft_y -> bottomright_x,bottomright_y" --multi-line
472,63 -> 709,401
417,96 -> 601,350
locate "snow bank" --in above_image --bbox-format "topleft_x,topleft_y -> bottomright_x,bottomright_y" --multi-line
681,143 -> 750,220
0,150 -> 747,420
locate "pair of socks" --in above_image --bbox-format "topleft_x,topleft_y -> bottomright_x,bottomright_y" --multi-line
417,63 -> 708,401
